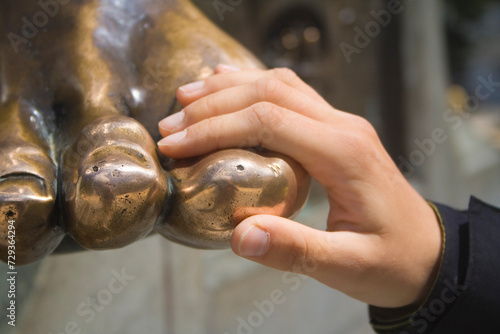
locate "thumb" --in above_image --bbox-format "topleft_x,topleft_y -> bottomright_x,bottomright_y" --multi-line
231,214 -> 340,280
231,215 -> 415,307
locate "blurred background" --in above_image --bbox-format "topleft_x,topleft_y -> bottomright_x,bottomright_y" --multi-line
2,0 -> 500,333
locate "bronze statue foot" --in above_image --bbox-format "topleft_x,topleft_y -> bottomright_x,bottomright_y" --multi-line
157,149 -> 310,249
0,100 -> 64,265
62,115 -> 169,250
0,0 -> 310,264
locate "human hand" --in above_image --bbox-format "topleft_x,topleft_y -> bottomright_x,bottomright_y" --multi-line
157,65 -> 442,309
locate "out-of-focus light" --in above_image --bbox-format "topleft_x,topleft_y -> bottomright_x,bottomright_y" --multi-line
281,30 -> 299,50
304,26 -> 320,43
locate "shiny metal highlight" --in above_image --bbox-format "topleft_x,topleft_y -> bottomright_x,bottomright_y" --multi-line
157,149 -> 311,249
0,0 -> 310,264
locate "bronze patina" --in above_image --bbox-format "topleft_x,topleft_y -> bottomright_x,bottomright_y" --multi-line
0,0 -> 310,265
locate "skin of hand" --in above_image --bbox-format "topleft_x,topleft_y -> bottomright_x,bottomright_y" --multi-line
157,65 -> 443,309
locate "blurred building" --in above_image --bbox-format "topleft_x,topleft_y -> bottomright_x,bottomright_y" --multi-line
194,0 -> 406,161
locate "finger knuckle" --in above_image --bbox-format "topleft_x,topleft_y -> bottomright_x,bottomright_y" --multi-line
337,115 -> 379,154
351,115 -> 377,137
248,102 -> 286,130
202,93 -> 218,114
272,67 -> 299,83
254,77 -> 281,100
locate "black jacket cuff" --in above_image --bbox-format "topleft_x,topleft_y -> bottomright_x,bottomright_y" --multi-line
370,197 -> 500,334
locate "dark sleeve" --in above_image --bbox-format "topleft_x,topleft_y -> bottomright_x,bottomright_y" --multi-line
369,196 -> 500,334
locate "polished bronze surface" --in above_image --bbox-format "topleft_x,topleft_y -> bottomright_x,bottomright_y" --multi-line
62,115 -> 169,249
157,149 -> 310,249
0,0 -> 311,264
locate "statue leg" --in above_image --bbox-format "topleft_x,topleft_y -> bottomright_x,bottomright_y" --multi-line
48,2 -> 169,250
56,0 -> 264,249
109,1 -> 309,247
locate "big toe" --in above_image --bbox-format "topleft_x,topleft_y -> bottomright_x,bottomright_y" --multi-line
62,115 -> 168,250
0,144 -> 63,265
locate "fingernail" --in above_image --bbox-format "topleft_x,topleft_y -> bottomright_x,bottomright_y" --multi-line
238,225 -> 270,257
217,64 -> 241,72
159,110 -> 185,132
158,130 -> 186,146
179,80 -> 205,94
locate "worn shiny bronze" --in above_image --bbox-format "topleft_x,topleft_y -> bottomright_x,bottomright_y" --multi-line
157,149 -> 310,249
61,115 -> 170,250
0,0 -> 311,265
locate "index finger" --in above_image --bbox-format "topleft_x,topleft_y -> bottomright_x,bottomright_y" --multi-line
176,67 -> 329,107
